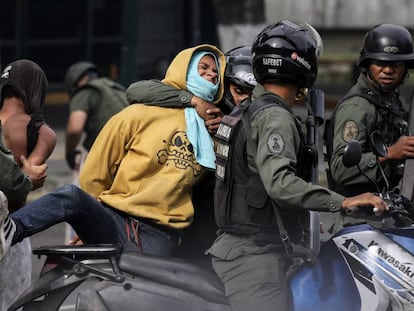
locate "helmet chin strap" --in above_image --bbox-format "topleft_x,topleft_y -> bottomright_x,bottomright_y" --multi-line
223,86 -> 235,111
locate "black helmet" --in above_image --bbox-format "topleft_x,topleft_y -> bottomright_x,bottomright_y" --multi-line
223,45 -> 257,110
225,46 -> 256,90
358,24 -> 414,68
64,61 -> 100,93
252,20 -> 322,88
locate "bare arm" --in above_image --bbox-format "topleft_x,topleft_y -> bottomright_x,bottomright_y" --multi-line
3,113 -> 57,166
379,135 -> 414,163
27,124 -> 57,165
65,110 -> 87,169
20,155 -> 48,190
2,113 -> 30,164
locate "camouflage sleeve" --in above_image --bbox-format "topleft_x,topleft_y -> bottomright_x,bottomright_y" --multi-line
330,97 -> 378,187
126,79 -> 193,108
250,106 -> 344,212
0,149 -> 31,200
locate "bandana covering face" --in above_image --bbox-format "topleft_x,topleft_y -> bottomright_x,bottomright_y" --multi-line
186,51 -> 219,102
184,51 -> 220,170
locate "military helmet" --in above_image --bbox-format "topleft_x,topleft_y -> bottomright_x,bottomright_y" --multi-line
225,46 -> 256,90
223,45 -> 256,110
64,61 -> 100,93
358,24 -> 414,68
252,20 -> 322,88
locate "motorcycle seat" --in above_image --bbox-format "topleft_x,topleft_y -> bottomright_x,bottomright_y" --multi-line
119,252 -> 228,304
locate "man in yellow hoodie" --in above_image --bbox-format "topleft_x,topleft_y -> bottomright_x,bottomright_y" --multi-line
0,44 -> 225,258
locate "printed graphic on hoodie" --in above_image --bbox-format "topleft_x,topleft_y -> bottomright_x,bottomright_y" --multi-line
157,131 -> 202,177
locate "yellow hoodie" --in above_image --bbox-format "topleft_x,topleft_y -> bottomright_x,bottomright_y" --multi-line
79,45 -> 225,230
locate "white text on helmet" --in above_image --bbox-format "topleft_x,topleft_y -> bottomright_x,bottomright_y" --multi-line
262,58 -> 282,66
291,52 -> 311,70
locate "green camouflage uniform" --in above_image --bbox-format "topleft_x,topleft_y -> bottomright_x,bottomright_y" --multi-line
207,84 -> 344,311
126,79 -> 193,107
330,73 -> 408,232
70,78 -> 128,150
0,122 -> 32,310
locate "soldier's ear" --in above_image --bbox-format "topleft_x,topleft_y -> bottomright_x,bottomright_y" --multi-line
295,88 -> 308,101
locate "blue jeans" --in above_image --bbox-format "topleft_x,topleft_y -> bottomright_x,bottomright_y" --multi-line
11,185 -> 181,257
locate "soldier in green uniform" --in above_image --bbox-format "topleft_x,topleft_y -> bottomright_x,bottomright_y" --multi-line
205,20 -> 388,311
64,62 -> 128,170
326,24 -> 414,232
0,142 -> 47,257
0,127 -> 48,309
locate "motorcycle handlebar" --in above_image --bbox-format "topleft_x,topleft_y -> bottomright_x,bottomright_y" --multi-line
344,191 -> 414,226
345,205 -> 377,219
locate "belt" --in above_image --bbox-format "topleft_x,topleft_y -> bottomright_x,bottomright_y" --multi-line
103,203 -> 183,238
220,227 -> 283,245
130,216 -> 183,238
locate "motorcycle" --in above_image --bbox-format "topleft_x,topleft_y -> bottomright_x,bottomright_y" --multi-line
12,197 -> 413,310
290,136 -> 414,311
9,110 -> 414,311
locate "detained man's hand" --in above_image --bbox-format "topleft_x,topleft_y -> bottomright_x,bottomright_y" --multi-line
20,155 -> 48,190
205,108 -> 223,134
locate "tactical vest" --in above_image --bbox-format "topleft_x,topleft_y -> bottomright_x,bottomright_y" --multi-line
214,94 -> 313,243
74,78 -> 128,150
85,78 -> 128,105
324,85 -> 408,194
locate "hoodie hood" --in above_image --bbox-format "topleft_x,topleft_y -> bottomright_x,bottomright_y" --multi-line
162,44 -> 226,104
0,59 -> 48,114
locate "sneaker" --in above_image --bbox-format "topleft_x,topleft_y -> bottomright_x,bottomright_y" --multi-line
0,190 -> 15,261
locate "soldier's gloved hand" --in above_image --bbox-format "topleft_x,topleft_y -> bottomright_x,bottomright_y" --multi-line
65,150 -> 81,170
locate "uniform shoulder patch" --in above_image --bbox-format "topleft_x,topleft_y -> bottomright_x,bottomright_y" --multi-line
267,133 -> 284,154
342,120 -> 359,142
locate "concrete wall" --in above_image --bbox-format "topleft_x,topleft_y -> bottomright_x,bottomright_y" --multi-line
264,0 -> 414,28
217,0 -> 414,53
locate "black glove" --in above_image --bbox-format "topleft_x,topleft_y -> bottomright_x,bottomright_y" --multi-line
65,150 -> 81,170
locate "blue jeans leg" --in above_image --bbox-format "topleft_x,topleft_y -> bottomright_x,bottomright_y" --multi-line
11,184 -> 181,257
11,185 -> 121,245
105,210 -> 181,256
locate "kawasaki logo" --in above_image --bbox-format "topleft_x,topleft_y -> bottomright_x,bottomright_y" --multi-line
369,241 -> 414,278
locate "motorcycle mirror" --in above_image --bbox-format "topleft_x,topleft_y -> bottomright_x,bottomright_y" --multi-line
369,131 -> 390,190
370,131 -> 387,158
342,140 -> 362,168
343,139 -> 381,192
